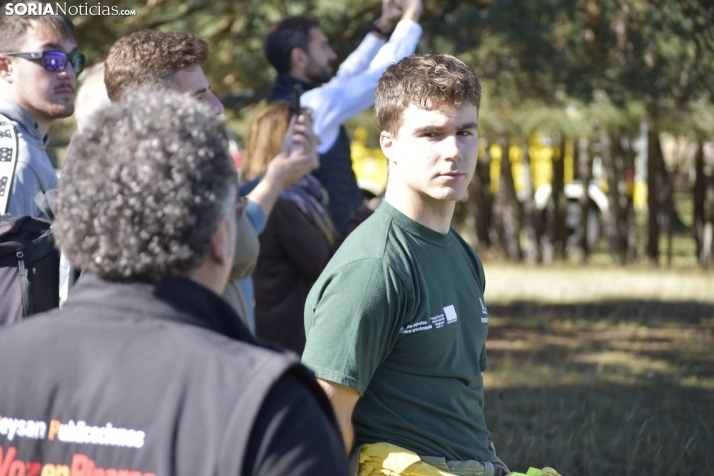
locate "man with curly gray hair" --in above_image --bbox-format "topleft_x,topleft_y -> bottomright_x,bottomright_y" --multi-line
0,90 -> 348,476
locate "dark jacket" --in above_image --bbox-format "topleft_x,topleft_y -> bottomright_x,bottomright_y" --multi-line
268,74 -> 364,233
254,193 -> 334,355
0,274 -> 348,476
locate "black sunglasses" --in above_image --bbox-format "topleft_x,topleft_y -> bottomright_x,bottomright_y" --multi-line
3,51 -> 86,74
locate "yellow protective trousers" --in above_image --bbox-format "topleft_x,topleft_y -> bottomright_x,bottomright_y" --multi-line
352,442 -> 560,476
354,442 -> 504,476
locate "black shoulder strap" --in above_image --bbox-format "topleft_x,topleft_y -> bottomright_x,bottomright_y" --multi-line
33,189 -> 77,306
15,249 -> 33,315
3,217 -> 56,317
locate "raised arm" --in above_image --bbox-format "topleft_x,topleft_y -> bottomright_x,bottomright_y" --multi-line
302,0 -> 423,152
246,114 -> 319,218
335,0 -> 411,79
316,378 -> 360,452
375,0 -> 422,37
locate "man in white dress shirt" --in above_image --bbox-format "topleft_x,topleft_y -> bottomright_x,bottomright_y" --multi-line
263,0 -> 423,233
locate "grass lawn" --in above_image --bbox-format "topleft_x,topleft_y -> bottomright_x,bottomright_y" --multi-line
481,263 -> 714,475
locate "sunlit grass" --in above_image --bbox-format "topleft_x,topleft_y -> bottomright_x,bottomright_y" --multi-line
483,262 -> 714,303
479,264 -> 714,475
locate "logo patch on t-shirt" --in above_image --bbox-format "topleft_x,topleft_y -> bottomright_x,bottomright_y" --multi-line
429,313 -> 445,328
479,298 -> 489,323
443,305 -> 458,323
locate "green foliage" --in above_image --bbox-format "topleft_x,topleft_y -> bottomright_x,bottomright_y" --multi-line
70,0 -> 382,98
63,0 -> 713,140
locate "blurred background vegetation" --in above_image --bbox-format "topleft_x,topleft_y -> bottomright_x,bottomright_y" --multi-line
49,0 -> 714,268
44,1 -> 714,473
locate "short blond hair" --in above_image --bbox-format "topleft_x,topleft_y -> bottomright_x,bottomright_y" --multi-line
104,30 -> 209,103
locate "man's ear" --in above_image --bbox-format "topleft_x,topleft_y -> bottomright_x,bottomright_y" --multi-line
209,217 -> 232,267
380,130 -> 396,163
0,55 -> 14,84
289,47 -> 308,74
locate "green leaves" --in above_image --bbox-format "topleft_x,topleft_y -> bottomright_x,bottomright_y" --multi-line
69,0 -> 713,136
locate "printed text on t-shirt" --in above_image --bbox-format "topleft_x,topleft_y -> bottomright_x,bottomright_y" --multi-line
403,305 -> 460,334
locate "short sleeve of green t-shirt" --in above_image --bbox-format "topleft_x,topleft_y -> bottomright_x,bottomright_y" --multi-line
302,258 -> 408,395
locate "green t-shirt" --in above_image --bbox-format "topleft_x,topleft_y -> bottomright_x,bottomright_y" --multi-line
302,201 -> 495,462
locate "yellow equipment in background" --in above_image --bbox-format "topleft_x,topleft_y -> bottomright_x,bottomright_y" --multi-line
350,128 -> 645,210
489,137 -> 573,196
351,126 -> 388,197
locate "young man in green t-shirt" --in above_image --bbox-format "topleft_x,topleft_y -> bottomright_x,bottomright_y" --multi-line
302,54 -> 509,475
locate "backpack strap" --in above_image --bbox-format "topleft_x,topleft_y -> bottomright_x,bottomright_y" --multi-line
11,222 -> 56,317
0,114 -> 20,215
15,249 -> 34,316
34,189 -> 72,308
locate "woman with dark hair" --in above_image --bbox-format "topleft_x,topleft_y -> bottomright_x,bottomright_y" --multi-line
245,102 -> 337,355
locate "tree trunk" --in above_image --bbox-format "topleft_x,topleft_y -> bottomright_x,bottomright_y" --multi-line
472,149 -> 494,249
693,141 -> 706,265
646,128 -> 662,264
497,138 -> 522,261
704,170 -> 714,268
520,139 -> 540,263
576,137 -> 592,263
551,134 -> 567,261
614,134 -> 637,263
601,129 -> 623,264
657,143 -> 679,268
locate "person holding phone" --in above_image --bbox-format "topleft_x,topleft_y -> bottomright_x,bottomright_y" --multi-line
242,102 -> 337,355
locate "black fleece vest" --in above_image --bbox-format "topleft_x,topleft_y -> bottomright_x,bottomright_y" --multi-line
0,275 -> 330,476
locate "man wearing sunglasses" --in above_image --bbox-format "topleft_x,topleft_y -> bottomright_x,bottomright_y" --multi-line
0,2 -> 82,218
